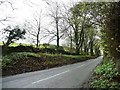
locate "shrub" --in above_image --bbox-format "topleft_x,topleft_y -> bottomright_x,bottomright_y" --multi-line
57,46 -> 65,54
2,52 -> 40,67
95,60 -> 119,78
2,45 -> 35,54
90,60 -> 120,89
42,43 -> 49,48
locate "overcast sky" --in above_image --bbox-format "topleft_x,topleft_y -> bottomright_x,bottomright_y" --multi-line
0,0 -> 80,25
0,0 -> 81,45
0,0 -> 119,45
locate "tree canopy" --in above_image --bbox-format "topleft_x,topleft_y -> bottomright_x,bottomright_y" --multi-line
3,26 -> 26,46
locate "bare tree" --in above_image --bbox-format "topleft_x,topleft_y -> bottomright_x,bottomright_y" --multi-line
46,1 -> 65,49
24,10 -> 43,47
0,0 -> 15,24
0,0 -> 14,9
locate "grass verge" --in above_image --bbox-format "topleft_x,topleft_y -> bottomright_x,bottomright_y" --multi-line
2,52 -> 96,76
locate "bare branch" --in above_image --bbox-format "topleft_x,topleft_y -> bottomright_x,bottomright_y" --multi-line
25,0 -> 39,7
0,16 -> 12,25
0,0 -> 15,10
48,35 -> 56,44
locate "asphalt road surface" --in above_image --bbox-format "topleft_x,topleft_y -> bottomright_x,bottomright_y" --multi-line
2,56 -> 102,88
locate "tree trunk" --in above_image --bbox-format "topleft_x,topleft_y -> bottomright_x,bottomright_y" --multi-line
57,36 -> 59,48
116,59 -> 120,73
76,44 -> 80,55
84,46 -> 87,53
56,19 -> 59,48
70,36 -> 72,52
75,30 -> 79,54
90,48 -> 94,56
76,49 -> 80,55
36,27 -> 40,47
5,39 -> 12,47
86,47 -> 89,55
90,41 -> 94,56
70,29 -> 73,52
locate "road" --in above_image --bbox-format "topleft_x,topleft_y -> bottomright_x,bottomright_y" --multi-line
2,56 -> 102,88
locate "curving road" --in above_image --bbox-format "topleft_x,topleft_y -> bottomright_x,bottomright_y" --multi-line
2,56 -> 102,88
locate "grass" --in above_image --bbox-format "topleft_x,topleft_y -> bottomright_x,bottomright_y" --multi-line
0,42 -> 3,45
0,42 -> 31,47
2,52 -> 92,67
0,42 -> 66,51
2,52 -> 96,76
2,52 -> 39,67
0,42 -> 57,47
39,53 -> 90,58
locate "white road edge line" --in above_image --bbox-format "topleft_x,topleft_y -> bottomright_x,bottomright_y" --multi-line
32,70 -> 70,84
76,64 -> 85,69
31,64 -> 86,85
25,63 -> 86,87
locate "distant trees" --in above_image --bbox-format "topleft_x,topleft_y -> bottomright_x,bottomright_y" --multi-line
3,26 -> 26,47
63,2 -> 101,55
1,1 -> 103,56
